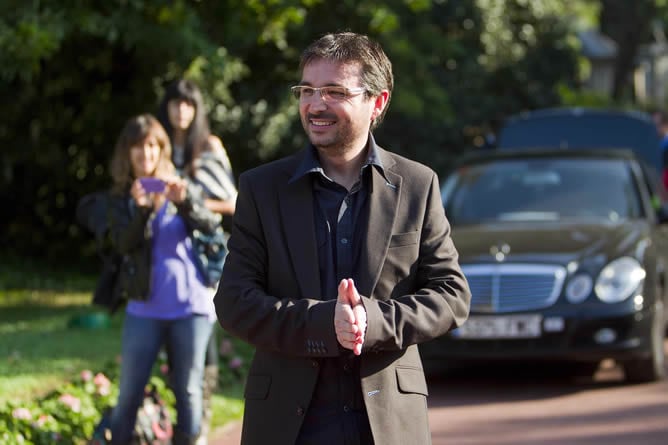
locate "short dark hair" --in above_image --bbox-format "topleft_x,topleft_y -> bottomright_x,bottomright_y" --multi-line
300,32 -> 394,130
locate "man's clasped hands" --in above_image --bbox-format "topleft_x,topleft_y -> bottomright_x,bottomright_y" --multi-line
334,278 -> 367,356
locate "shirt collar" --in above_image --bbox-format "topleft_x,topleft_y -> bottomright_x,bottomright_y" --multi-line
289,133 -> 388,184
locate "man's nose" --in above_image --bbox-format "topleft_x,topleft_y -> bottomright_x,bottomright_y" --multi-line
309,94 -> 328,110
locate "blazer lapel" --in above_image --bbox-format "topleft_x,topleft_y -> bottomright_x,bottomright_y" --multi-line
279,174 -> 321,299
357,163 -> 401,297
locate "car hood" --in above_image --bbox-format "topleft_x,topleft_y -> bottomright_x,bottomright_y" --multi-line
452,221 -> 648,265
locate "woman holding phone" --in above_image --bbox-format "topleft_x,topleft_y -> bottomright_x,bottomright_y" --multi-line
157,78 -> 237,445
107,113 -> 220,445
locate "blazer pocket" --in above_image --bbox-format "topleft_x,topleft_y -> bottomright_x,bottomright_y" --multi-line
389,231 -> 419,248
244,374 -> 271,400
396,366 -> 428,396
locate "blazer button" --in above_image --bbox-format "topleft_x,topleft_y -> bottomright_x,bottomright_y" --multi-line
296,406 -> 305,416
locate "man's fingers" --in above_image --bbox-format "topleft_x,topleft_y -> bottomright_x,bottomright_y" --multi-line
352,305 -> 366,333
337,279 -> 349,303
334,317 -> 358,333
346,278 -> 361,305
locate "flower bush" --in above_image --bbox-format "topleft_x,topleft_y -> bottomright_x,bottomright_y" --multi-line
0,365 -> 121,445
0,330 -> 249,444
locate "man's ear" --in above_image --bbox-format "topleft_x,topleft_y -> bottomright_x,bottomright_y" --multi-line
371,90 -> 390,121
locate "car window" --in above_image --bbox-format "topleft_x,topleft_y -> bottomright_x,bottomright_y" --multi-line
443,158 -> 643,225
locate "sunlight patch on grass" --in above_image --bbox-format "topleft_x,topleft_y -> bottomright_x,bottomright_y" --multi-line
211,387 -> 245,426
0,262 -> 248,432
0,374 -> 67,403
0,288 -> 122,404
0,289 -> 92,306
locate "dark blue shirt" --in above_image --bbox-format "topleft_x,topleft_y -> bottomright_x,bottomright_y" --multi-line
289,135 -> 387,445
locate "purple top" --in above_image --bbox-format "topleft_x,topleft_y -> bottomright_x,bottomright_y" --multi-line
126,203 -> 216,322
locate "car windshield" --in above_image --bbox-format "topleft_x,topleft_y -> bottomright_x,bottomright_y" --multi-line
442,158 -> 643,225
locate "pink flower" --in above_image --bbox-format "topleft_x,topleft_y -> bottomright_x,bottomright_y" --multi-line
98,385 -> 111,396
229,356 -> 243,369
80,369 -> 93,382
94,372 -> 111,388
35,414 -> 53,427
219,339 -> 233,356
58,394 -> 81,412
160,364 -> 169,375
12,407 -> 31,420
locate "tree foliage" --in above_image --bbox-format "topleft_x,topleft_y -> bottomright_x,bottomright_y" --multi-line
1,0 -> 585,265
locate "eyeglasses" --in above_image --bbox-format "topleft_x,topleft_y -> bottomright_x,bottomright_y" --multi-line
290,85 -> 367,102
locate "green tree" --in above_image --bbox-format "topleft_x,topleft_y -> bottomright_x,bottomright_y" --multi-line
1,0 -> 584,265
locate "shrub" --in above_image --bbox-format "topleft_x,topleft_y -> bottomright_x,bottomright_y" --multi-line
0,367 -> 121,444
0,329 -> 250,444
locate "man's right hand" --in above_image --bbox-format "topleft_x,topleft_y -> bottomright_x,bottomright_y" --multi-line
334,278 -> 367,355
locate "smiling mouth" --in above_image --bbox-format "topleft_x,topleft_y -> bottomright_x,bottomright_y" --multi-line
308,113 -> 336,127
311,120 -> 335,127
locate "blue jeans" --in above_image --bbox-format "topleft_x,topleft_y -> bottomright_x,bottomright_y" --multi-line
110,313 -> 213,443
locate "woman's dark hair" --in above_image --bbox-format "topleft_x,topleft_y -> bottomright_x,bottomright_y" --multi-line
156,78 -> 211,169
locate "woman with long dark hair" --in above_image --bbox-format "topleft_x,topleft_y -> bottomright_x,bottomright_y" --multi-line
157,79 -> 237,444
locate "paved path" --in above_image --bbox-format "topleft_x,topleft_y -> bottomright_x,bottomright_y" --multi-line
208,341 -> 668,445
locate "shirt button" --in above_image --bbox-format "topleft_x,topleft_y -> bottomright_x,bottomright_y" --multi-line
343,405 -> 350,413
340,238 -> 348,244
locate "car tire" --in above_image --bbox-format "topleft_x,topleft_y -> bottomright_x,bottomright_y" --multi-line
622,301 -> 666,383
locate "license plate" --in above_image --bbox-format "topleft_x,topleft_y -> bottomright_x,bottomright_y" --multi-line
452,314 -> 542,339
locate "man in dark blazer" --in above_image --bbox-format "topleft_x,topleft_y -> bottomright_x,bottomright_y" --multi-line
214,31 -> 471,445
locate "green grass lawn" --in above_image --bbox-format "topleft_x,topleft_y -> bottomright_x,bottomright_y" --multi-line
0,259 -> 248,438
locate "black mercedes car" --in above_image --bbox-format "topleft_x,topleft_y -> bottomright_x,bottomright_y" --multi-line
419,109 -> 668,383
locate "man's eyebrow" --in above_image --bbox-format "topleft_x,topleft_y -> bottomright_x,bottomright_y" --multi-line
296,82 -> 345,87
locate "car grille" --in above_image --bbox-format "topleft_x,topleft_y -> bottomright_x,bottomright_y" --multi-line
462,264 -> 566,313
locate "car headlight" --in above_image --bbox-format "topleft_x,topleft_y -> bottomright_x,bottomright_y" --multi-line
595,257 -> 646,303
565,274 -> 593,303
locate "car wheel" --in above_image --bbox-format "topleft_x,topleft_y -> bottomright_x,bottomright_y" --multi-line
622,301 -> 666,383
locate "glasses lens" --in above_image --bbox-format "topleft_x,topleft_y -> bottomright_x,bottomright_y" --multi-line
322,87 -> 347,101
292,86 -> 317,100
291,86 -> 359,101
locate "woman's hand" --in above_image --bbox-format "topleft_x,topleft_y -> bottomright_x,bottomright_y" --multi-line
164,176 -> 187,204
131,178 -> 153,208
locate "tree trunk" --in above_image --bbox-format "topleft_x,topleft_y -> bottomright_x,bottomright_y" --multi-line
599,0 -> 656,101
